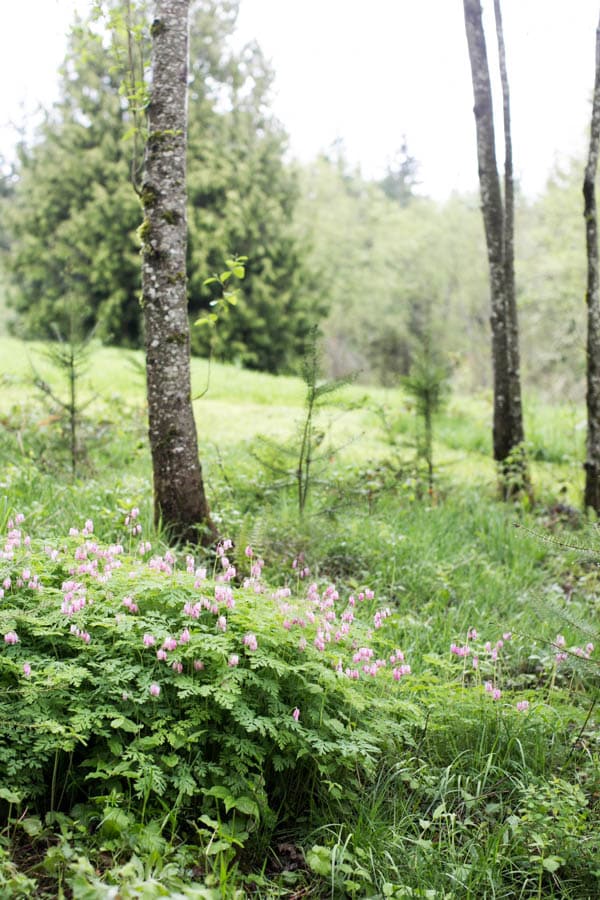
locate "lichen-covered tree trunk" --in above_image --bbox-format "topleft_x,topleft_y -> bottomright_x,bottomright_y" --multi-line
584,14 -> 600,513
463,0 -> 528,497
141,0 -> 216,544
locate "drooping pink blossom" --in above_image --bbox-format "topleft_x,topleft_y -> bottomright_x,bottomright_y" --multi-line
243,633 -> 258,651
392,664 -> 411,680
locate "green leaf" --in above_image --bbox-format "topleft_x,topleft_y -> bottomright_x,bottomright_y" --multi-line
233,266 -> 245,279
110,717 -> 140,733
160,753 -> 180,768
542,856 -> 564,873
206,840 -> 232,855
226,795 -> 260,818
306,845 -> 331,877
0,787 -> 23,804
22,816 -> 44,837
195,314 -> 217,328
206,785 -> 232,802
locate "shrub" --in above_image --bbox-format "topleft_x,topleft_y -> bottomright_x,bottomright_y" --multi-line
0,512 -> 421,851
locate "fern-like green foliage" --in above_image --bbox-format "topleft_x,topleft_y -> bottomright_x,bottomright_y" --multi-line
0,512 -> 421,837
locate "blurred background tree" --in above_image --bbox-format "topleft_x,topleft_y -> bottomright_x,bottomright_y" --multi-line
0,0 -> 592,398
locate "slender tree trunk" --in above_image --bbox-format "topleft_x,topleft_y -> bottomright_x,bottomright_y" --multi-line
493,0 -> 525,458
141,0 -> 216,544
463,0 -> 528,498
584,14 -> 600,513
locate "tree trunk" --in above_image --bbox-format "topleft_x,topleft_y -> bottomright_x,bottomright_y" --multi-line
463,0 -> 529,498
493,0 -> 525,459
584,14 -> 600,513
141,0 -> 217,544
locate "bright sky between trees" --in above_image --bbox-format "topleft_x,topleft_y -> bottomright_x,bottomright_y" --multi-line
1,0 -> 599,198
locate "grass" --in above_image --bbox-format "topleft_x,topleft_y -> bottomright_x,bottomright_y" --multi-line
0,335 -> 599,897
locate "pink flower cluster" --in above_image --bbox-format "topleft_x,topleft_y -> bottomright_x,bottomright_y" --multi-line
2,515 -> 29,561
70,625 -> 90,644
243,633 -> 258,651
61,580 -> 87,616
125,507 -> 142,536
373,607 -> 392,629
292,557 -> 310,579
392,665 -> 411,680
484,680 -> 501,700
122,595 -> 139,613
3,521 -> 415,706
573,643 -> 594,659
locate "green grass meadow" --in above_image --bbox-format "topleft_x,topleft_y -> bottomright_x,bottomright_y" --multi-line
0,335 -> 599,898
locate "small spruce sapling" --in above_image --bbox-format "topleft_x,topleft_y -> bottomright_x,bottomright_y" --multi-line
402,338 -> 451,496
31,308 -> 96,477
253,328 -> 356,516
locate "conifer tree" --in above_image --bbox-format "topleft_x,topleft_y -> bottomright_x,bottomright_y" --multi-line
4,2 -> 322,373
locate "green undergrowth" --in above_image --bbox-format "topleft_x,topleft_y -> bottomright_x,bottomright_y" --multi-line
0,510 -> 599,897
1,337 -> 600,896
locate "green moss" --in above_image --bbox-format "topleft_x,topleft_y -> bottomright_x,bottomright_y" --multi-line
137,218 -> 152,244
150,18 -> 166,38
166,332 -> 188,345
141,186 -> 157,208
161,209 -> 180,226
147,129 -> 180,147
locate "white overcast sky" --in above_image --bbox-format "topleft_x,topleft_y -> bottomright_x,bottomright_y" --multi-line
1,0 -> 599,198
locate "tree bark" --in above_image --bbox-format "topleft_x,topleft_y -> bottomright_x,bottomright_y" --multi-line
584,14 -> 600,513
141,0 -> 217,544
493,0 -> 525,458
463,0 -> 528,497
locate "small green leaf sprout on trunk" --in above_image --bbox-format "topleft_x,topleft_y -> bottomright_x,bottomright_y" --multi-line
402,338 -> 451,498
193,255 -> 247,399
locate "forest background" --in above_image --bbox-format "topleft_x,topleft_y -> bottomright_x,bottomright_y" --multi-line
0,0 -> 593,403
